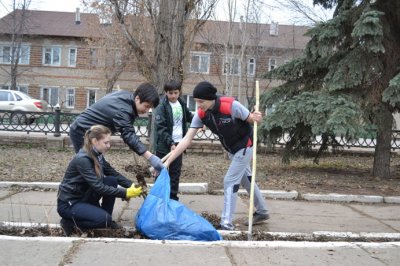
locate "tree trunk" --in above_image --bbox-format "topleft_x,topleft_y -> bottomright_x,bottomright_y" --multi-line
372,103 -> 393,178
154,0 -> 187,93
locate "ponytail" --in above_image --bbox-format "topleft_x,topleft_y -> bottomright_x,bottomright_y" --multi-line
83,125 -> 111,177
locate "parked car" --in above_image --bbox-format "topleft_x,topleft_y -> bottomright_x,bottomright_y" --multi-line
0,89 -> 48,124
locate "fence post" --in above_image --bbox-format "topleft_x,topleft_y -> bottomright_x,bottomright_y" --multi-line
54,106 -> 61,137
147,110 -> 152,139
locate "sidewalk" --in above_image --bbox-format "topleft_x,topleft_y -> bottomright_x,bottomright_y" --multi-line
1,184 -> 400,235
1,184 -> 400,265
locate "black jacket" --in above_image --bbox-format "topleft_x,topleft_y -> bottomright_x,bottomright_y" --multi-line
57,149 -> 132,203
153,96 -> 193,154
71,90 -> 147,155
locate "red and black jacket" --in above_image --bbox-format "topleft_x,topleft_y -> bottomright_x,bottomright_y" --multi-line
198,97 -> 253,154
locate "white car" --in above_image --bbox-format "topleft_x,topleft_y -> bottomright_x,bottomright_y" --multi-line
0,89 -> 48,124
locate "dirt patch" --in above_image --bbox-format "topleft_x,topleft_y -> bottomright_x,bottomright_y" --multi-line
1,146 -> 399,240
1,145 -> 399,196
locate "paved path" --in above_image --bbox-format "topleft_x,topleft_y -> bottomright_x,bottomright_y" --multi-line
0,185 -> 400,265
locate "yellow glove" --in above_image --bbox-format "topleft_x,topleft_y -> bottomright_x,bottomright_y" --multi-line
126,184 -> 142,199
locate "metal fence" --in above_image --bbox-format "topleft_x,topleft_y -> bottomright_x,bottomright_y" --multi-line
0,109 -> 399,150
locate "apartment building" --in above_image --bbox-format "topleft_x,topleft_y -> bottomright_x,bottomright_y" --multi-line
0,9 -> 309,113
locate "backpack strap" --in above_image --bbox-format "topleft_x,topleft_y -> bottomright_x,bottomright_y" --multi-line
219,97 -> 234,115
197,108 -> 206,119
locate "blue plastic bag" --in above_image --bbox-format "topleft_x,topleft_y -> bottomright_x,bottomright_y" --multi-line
135,168 -> 222,241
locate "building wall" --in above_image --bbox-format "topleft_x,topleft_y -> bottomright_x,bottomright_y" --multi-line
0,24 -> 306,112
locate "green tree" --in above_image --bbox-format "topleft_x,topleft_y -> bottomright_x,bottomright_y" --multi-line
260,0 -> 400,178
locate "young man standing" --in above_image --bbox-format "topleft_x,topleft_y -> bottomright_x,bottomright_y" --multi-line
69,83 -> 164,172
164,81 -> 269,230
153,80 -> 193,200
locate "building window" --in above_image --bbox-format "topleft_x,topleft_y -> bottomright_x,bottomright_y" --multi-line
68,48 -> 77,67
265,104 -> 276,116
66,88 -> 75,108
90,48 -> 98,67
223,56 -> 240,75
1,84 -> 29,94
0,44 -> 30,64
43,47 -> 61,66
182,94 -> 196,112
269,58 -> 277,71
270,22 -> 279,36
247,58 -> 256,76
87,89 -> 97,107
41,87 -> 59,107
190,53 -> 210,74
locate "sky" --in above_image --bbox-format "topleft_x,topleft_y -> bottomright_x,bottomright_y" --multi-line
0,0 -> 333,25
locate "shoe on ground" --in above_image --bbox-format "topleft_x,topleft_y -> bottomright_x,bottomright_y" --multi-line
60,218 -> 74,237
244,212 -> 270,226
110,221 -> 123,229
216,224 -> 236,231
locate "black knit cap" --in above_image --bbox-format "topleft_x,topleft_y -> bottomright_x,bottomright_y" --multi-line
193,81 -> 217,100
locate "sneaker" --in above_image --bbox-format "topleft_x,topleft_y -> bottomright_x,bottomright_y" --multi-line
110,221 -> 123,229
216,224 -> 236,231
60,218 -> 74,236
244,212 -> 270,226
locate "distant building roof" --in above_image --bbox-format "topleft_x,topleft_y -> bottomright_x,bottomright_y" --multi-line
0,9 -> 100,38
195,20 -> 310,50
0,9 -> 310,49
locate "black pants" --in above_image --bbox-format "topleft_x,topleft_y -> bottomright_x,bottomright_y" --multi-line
156,150 -> 183,201
57,176 -> 118,229
69,123 -> 85,153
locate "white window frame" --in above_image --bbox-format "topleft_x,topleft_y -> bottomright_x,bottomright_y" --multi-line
68,48 -> 77,67
182,94 -> 196,112
269,58 -> 277,71
223,56 -> 240,76
65,88 -> 75,108
190,52 -> 210,74
0,44 -> 30,65
247,57 -> 256,76
270,22 -> 279,36
87,89 -> 98,107
42,46 -> 61,66
41,86 -> 59,107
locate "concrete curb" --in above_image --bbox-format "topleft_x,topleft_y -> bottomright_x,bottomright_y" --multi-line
2,222 -> 400,243
1,235 -> 400,248
0,181 -> 208,194
301,193 -> 384,203
1,181 -> 399,204
217,188 -> 400,204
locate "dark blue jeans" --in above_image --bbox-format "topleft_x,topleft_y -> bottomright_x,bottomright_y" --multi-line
57,176 -> 118,229
156,150 -> 183,201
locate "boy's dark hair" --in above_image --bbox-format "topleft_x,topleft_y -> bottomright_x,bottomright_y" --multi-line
164,80 -> 182,92
135,83 -> 160,108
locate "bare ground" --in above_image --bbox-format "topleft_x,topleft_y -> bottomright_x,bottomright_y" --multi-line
0,145 -> 400,196
1,145 -> 400,239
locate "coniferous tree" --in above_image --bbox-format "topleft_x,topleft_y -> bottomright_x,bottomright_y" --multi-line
260,0 -> 400,178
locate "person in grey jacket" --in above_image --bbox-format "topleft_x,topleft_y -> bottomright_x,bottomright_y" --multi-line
69,83 -> 164,172
153,80 -> 193,200
57,125 -> 143,236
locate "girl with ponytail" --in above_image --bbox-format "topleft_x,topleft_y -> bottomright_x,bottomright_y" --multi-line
57,125 -> 142,236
